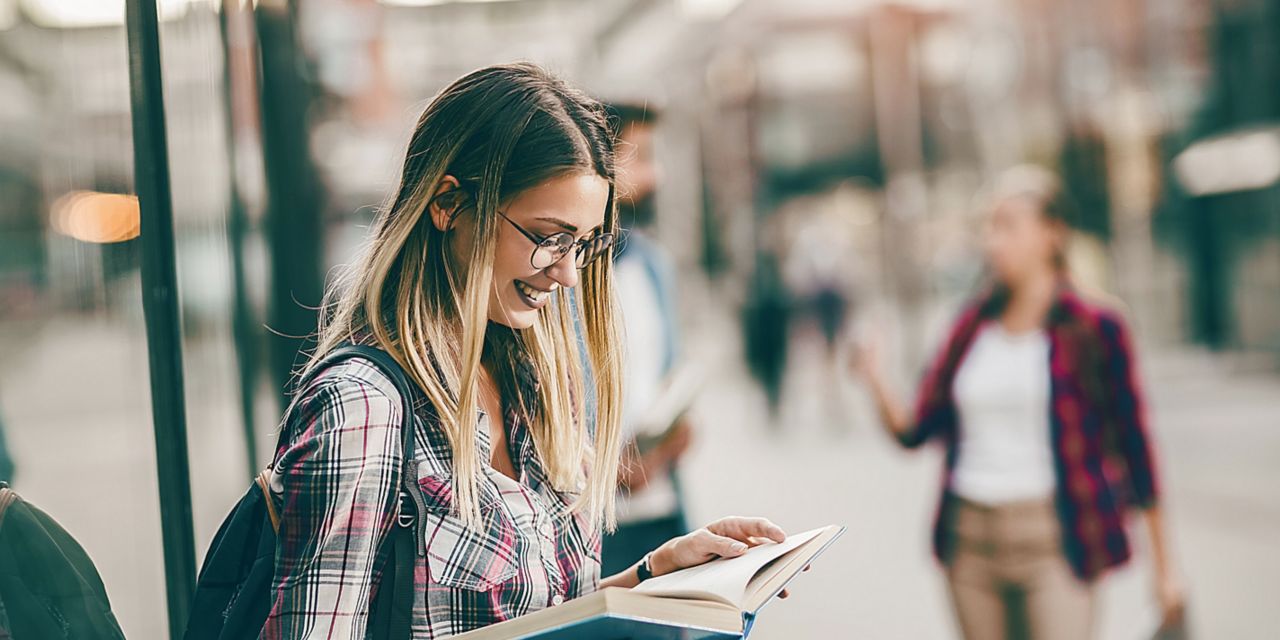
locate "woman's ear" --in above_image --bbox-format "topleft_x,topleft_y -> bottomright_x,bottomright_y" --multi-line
428,175 -> 466,232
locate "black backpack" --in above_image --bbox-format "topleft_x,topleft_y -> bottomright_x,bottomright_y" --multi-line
185,345 -> 424,639
0,483 -> 127,639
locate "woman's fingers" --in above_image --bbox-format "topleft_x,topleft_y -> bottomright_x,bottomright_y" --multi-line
708,517 -> 786,545
693,530 -> 749,558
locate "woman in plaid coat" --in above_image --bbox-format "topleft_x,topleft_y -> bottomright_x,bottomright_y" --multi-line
261,63 -> 786,638
854,166 -> 1186,639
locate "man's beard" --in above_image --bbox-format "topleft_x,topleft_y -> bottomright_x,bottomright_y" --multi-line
617,191 -> 657,230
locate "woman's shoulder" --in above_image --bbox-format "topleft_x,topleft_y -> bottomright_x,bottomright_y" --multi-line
287,356 -> 406,422
1058,284 -> 1133,332
291,354 -> 456,460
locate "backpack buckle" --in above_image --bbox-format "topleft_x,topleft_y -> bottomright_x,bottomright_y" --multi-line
397,491 -> 416,529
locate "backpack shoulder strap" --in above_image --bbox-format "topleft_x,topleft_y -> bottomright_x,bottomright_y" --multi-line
322,346 -> 422,639
273,345 -> 422,527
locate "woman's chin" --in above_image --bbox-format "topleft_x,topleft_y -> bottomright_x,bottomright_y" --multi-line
490,308 -> 538,330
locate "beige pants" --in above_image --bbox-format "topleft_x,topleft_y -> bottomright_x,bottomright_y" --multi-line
946,498 -> 1096,640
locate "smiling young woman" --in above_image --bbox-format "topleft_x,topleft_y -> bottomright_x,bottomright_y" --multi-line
261,63 -> 785,638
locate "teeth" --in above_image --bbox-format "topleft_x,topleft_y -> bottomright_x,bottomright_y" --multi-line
518,281 -> 549,302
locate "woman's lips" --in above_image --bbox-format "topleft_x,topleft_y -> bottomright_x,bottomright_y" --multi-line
515,280 -> 552,309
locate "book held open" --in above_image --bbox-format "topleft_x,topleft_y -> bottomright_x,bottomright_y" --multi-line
452,525 -> 845,640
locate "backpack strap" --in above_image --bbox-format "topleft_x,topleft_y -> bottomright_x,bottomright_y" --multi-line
271,344 -> 423,529
255,470 -> 281,533
324,345 -> 421,524
281,345 -> 422,639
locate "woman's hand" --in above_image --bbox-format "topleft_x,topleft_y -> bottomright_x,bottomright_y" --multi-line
847,325 -> 883,381
845,321 -> 913,439
649,517 -> 786,578
1142,506 -> 1186,630
1155,569 -> 1187,630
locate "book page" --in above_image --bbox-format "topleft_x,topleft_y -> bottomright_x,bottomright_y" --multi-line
632,527 -> 826,608
741,525 -> 844,614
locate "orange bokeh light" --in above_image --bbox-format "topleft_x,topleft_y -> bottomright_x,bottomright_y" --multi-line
50,191 -> 141,244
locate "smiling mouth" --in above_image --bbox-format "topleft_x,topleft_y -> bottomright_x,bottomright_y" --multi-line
515,280 -> 553,306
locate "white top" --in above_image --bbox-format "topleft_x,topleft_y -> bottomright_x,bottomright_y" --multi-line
613,251 -> 680,523
951,323 -> 1057,505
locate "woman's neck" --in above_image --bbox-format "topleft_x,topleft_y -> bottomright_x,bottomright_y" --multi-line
1000,268 -> 1059,333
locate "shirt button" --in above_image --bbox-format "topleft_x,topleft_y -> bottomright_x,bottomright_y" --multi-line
552,594 -> 564,606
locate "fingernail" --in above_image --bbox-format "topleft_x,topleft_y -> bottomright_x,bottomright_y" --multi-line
732,542 -> 747,552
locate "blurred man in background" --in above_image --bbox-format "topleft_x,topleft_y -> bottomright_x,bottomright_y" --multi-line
600,102 -> 693,576
0,411 -> 12,484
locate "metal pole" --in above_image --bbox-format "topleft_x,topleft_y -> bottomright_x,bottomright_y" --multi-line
124,0 -> 197,636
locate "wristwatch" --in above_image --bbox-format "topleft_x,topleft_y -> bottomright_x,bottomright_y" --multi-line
636,552 -> 655,583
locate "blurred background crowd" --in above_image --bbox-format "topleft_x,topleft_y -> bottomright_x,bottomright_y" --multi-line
0,0 -> 1278,638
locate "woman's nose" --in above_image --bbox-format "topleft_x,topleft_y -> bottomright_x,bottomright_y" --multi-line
544,252 -> 580,289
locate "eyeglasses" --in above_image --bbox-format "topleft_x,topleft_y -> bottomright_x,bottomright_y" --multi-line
496,210 -> 615,270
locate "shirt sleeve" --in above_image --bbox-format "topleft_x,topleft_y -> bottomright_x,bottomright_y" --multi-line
1098,312 -> 1160,508
260,373 -> 404,639
899,306 -> 979,449
902,358 -> 958,449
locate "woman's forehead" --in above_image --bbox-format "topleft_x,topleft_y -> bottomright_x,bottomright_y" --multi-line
506,173 -> 609,229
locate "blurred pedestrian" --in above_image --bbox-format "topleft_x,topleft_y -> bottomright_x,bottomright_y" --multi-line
599,101 -> 694,577
778,195 -> 864,431
742,255 -> 790,416
852,165 -> 1186,639
0,405 -> 13,484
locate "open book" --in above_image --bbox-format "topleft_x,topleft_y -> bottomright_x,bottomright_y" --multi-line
452,525 -> 845,640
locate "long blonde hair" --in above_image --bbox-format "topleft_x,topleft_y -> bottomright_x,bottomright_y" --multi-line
301,63 -> 624,530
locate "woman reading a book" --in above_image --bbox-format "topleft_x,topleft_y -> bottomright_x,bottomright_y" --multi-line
260,63 -> 786,638
852,166 -> 1185,639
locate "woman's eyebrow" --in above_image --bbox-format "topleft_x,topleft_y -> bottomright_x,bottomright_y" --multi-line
535,216 -> 578,233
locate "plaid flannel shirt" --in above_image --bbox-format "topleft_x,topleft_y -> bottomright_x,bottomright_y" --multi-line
902,284 -> 1160,581
262,356 -> 601,639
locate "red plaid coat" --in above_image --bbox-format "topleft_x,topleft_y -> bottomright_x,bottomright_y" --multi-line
901,284 -> 1160,581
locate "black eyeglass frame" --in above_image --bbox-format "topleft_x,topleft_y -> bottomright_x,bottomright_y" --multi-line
439,182 -> 617,270
494,210 -> 615,270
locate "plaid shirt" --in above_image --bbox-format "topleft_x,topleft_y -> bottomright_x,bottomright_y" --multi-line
262,356 -> 601,638
902,285 -> 1160,581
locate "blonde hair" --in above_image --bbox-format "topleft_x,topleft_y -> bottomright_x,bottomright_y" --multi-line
300,63 -> 624,530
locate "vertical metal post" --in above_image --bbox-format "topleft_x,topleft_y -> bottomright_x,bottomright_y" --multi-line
124,0 -> 197,636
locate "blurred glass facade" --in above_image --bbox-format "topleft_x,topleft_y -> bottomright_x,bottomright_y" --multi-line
0,0 -> 1277,637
